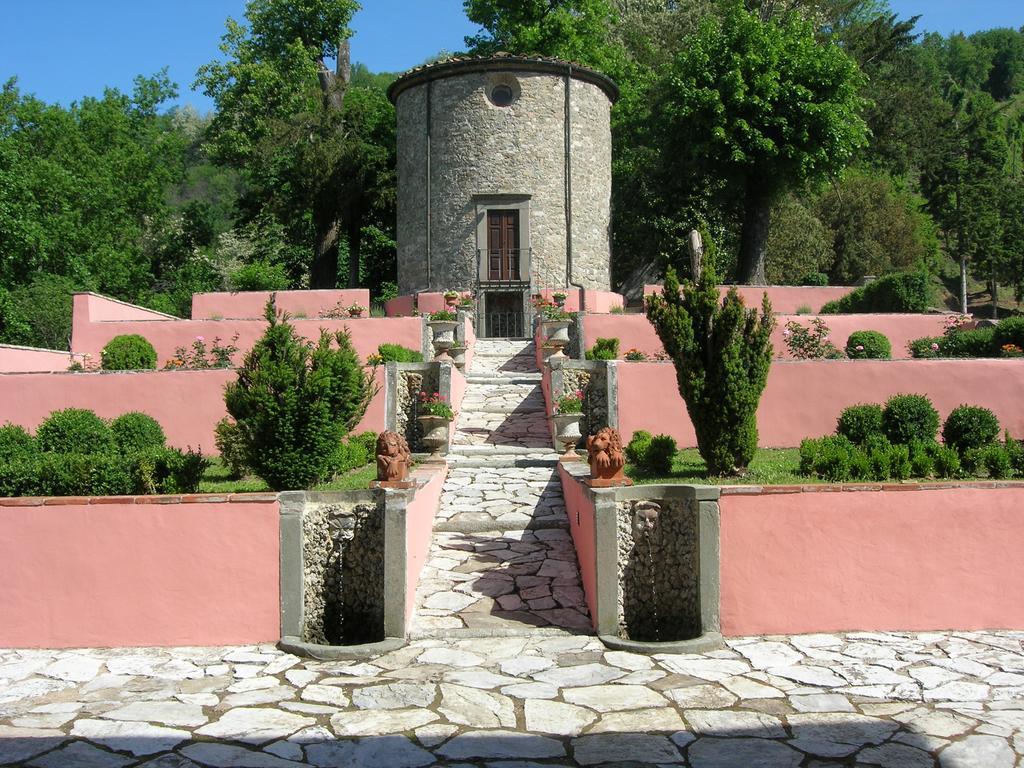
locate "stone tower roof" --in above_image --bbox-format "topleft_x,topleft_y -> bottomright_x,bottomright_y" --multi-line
387,52 -> 620,104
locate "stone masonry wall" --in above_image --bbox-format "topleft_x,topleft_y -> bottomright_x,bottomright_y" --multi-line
301,497 -> 385,646
396,68 -> 612,293
616,498 -> 700,642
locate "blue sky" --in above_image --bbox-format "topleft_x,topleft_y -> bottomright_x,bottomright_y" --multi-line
0,1 -> 1020,113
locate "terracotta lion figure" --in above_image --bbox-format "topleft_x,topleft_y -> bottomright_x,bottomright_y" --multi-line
376,431 -> 412,482
586,426 -> 626,481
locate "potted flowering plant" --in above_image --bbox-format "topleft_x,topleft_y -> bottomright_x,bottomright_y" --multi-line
533,297 -> 572,357
346,303 -> 366,318
624,348 -> 647,362
551,389 -> 585,455
552,291 -> 568,307
417,391 -> 455,453
443,290 -> 460,307
427,310 -> 459,358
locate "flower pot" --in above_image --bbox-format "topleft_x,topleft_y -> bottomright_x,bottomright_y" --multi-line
541,319 -> 571,359
417,415 -> 451,454
348,310 -> 364,318
551,412 -> 583,455
450,345 -> 467,371
444,295 -> 460,307
427,320 -> 459,359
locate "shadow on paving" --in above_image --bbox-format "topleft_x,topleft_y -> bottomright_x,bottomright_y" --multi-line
427,530 -> 592,633
0,718 -> 980,767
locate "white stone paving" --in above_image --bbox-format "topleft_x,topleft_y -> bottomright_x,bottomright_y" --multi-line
0,631 -> 1022,765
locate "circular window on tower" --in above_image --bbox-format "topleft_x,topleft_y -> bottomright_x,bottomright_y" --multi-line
487,78 -> 520,108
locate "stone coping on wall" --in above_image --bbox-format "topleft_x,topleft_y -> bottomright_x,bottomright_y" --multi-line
0,492 -> 280,506
718,480 -> 1024,496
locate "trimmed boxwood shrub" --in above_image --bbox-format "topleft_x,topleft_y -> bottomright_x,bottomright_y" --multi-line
0,424 -> 37,463
981,444 -> 1013,479
376,343 -> 422,363
799,435 -> 859,482
626,431 -> 653,465
130,447 -> 208,495
938,327 -> 994,358
644,435 -> 677,474
908,336 -> 942,358
101,334 -> 157,371
820,272 -> 933,314
36,408 -> 115,454
845,331 -> 891,359
882,394 -> 939,445
942,405 -> 1000,455
993,316 -> 1024,351
836,404 -> 883,445
214,417 -> 250,479
110,412 -> 166,454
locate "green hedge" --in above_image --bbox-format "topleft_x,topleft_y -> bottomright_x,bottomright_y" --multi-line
820,272 -> 933,314
101,334 -> 157,371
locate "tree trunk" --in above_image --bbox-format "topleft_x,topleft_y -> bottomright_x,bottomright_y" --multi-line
738,191 -> 771,285
991,271 -> 999,320
347,213 -> 362,289
959,256 -> 968,315
311,216 -> 342,288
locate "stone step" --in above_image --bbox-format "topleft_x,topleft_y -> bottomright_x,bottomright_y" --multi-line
466,374 -> 541,384
445,456 -> 559,469
408,626 -> 577,640
449,445 -> 557,456
467,404 -> 546,415
433,517 -> 569,533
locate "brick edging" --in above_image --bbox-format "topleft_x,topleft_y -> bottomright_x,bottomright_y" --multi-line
719,481 -> 1024,497
0,492 -> 280,507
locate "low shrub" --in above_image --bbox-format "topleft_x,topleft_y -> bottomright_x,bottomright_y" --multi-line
783,318 -> 843,359
942,405 -> 1000,455
0,424 -> 37,463
130,447 -> 209,494
993,316 -> 1024,351
939,327 -> 994,358
0,455 -> 40,497
101,334 -> 157,371
908,336 -> 942,358
836,404 -> 883,445
1006,434 -> 1024,476
214,417 -> 250,479
819,271 -> 933,314
36,408 -> 115,454
229,260 -> 290,291
908,440 -> 934,478
799,435 -> 858,482
981,444 -> 1013,479
37,452 -> 135,497
376,343 -> 422,363
800,272 -> 829,286
932,445 -> 961,478
625,431 -> 653,465
110,412 -> 166,454
585,337 -> 620,361
644,435 -> 677,474
845,330 -> 891,359
882,394 -> 939,445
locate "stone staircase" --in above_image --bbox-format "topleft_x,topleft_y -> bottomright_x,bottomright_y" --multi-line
409,339 -> 592,638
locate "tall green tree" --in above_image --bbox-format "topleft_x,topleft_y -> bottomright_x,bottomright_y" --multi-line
197,0 -> 398,289
654,3 -> 868,284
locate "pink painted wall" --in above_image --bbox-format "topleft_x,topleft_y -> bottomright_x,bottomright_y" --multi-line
616,359 -> 1024,447
71,311 -> 423,368
559,462 -> 599,628
584,313 -> 949,360
0,345 -> 83,373
75,293 -> 177,323
448,365 -> 467,443
191,289 -> 369,320
404,465 -> 448,628
0,368 -> 385,453
536,289 -> 624,313
720,486 -> 1024,635
0,497 -> 280,648
461,315 -> 477,374
384,295 -> 416,317
644,285 -> 857,314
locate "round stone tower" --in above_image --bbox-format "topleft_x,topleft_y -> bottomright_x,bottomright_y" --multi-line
388,55 -> 617,335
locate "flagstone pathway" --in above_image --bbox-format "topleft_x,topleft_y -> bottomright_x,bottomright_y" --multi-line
411,339 -> 592,637
1,630 -> 1021,766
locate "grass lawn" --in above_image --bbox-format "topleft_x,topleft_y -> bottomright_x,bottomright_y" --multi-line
198,458 -> 378,494
627,448 -> 817,486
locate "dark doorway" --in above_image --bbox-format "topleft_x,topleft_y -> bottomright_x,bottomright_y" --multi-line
487,210 -> 520,281
484,291 -> 525,338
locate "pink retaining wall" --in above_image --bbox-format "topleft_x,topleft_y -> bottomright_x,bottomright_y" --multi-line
72,294 -> 423,366
719,485 -> 1024,635
404,465 -> 449,627
0,345 -> 83,373
0,368 -> 385,452
559,462 -> 599,628
616,359 -> 1024,447
584,313 -> 949,360
0,495 -> 280,648
535,289 -> 624,313
645,285 -> 858,314
191,289 -> 369,320
384,295 -> 417,317
76,293 -> 177,323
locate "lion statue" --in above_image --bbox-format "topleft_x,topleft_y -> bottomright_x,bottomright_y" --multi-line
586,426 -> 626,481
376,431 -> 412,482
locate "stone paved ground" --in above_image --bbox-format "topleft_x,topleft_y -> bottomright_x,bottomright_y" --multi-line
412,339 -> 591,637
1,630 -> 1022,767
